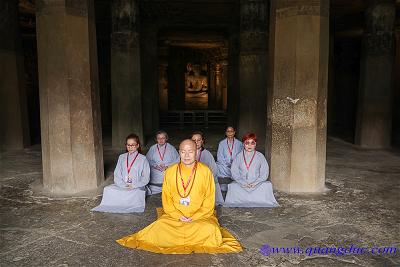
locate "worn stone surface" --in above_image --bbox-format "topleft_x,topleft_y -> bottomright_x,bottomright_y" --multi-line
0,137 -> 399,266
355,0 -> 396,149
267,0 -> 329,193
35,0 -> 104,195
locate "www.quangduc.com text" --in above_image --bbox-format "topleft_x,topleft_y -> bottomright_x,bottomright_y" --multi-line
259,244 -> 398,257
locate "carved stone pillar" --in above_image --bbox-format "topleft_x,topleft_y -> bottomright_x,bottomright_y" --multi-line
238,0 -> 268,152
228,31 -> 240,127
111,0 -> 143,148
394,26 -> 400,144
36,0 -> 104,194
355,0 -> 396,148
141,25 -> 159,139
0,0 -> 30,150
267,0 -> 329,192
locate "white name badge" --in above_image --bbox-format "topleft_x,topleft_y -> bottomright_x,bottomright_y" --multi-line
180,196 -> 190,206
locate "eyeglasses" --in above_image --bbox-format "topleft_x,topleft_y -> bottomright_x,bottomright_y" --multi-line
244,141 -> 256,145
126,144 -> 138,147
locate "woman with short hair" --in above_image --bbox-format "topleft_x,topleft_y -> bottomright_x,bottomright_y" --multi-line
224,132 -> 279,207
146,130 -> 179,195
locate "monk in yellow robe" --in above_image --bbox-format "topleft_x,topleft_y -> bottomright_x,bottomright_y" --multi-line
116,139 -> 242,254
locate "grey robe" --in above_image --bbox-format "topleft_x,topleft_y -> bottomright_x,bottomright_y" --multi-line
91,152 -> 150,213
216,138 -> 243,191
224,150 -> 279,207
146,143 -> 179,195
197,148 -> 224,205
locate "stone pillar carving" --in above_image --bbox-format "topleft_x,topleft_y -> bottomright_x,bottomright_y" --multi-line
141,25 -> 159,139
238,0 -> 268,152
111,0 -> 144,148
0,0 -> 30,150
393,26 -> 400,141
36,0 -> 104,195
355,0 -> 396,148
267,0 -> 329,192
228,31 -> 240,127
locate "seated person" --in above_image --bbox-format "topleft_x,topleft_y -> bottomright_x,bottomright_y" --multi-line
116,139 -> 242,254
146,130 -> 179,195
191,131 -> 224,206
216,126 -> 243,191
91,134 -> 150,213
224,133 -> 279,208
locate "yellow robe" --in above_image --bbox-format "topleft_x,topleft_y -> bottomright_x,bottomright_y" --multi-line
116,162 -> 242,254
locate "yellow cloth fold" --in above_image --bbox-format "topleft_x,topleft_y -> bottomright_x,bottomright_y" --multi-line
116,162 -> 242,254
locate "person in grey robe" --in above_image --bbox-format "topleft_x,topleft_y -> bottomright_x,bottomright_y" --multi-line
224,132 -> 279,208
191,131 -> 224,205
92,133 -> 150,213
146,130 -> 179,195
216,126 -> 243,191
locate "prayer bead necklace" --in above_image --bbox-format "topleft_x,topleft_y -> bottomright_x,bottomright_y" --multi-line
175,161 -> 198,198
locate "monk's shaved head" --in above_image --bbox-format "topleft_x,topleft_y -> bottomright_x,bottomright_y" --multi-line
179,139 -> 196,150
179,139 -> 197,166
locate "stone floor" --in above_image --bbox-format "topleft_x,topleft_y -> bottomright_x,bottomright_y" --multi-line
0,136 -> 399,267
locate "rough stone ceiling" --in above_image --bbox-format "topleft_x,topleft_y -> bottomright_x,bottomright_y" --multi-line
17,0 -> 400,17
18,0 -> 400,39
